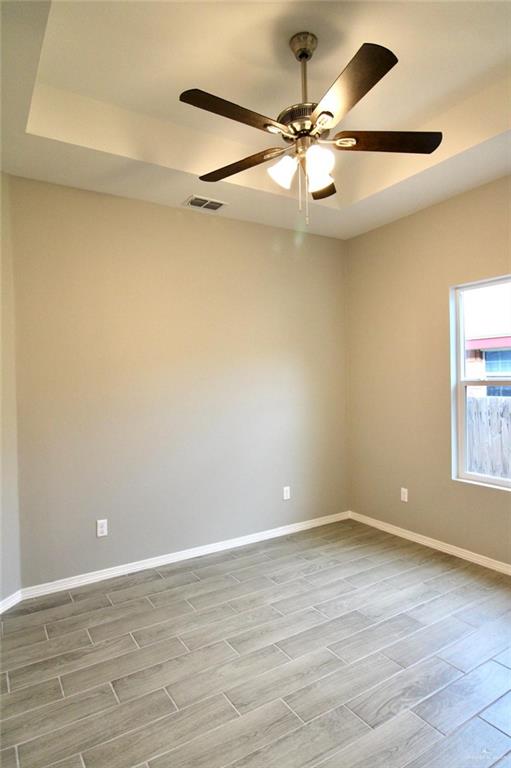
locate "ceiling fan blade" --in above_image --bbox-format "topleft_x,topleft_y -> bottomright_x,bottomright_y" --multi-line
333,130 -> 443,153
199,147 -> 286,182
311,43 -> 398,131
180,89 -> 290,136
311,182 -> 337,200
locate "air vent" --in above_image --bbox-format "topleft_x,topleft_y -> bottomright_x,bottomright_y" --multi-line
184,195 -> 227,212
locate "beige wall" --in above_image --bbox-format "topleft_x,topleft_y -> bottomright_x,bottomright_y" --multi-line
1,174 -> 21,599
4,173 -> 510,595
346,177 -> 511,564
9,176 -> 349,587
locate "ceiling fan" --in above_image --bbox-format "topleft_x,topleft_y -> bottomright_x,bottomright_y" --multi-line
180,32 -> 442,203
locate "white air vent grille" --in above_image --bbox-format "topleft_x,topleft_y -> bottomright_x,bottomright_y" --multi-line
184,195 -> 227,212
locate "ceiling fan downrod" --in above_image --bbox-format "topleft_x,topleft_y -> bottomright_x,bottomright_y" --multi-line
289,31 -> 318,103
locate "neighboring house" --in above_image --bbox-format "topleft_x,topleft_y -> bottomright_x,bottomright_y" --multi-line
465,336 -> 511,394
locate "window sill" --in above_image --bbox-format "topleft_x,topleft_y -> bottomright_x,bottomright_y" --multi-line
452,476 -> 511,493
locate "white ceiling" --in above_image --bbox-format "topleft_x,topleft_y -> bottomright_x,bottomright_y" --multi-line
2,1 -> 511,239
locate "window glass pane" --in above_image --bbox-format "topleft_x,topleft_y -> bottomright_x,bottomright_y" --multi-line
466,385 -> 511,480
461,281 -> 511,379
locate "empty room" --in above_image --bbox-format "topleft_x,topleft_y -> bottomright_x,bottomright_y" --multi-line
1,2 -> 510,767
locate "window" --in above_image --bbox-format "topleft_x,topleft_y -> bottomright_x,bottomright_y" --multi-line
451,276 -> 511,490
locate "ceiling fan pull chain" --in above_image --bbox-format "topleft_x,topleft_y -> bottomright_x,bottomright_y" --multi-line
305,168 -> 310,225
298,158 -> 302,211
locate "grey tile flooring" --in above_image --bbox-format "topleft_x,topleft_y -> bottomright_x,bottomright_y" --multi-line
179,605 -> 280,651
224,705 -> 369,768
1,683 -> 116,748
0,629 -> 92,672
81,694 -> 238,768
0,747 -> 18,768
495,648 -> 511,669
383,616 -> 474,668
347,655 -> 461,727
0,678 -> 63,719
18,689 -> 174,768
44,597 -> 152,639
227,608 -> 326,655
132,603 -> 235,647
276,610 -> 372,659
414,660 -> 511,734
284,652 -> 402,722
480,691 -> 511,736
112,640 -> 237,701
401,716 -> 511,768
318,710 -> 439,768
0,625 -> 47,651
2,594 -> 110,635
1,520 -> 509,768
167,645 -> 287,708
438,613 -> 511,672
62,636 -> 187,695
225,648 -> 343,714
9,635 -> 137,691
493,754 -> 511,768
149,699 -> 300,768
329,613 -> 423,663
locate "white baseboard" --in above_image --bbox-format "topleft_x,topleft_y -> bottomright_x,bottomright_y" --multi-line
349,511 -> 511,576
2,507 -> 509,613
0,590 -> 22,614
1,510 -> 350,611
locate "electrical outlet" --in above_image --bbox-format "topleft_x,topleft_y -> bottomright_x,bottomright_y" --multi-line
283,486 -> 291,501
400,488 -> 408,503
96,519 -> 108,537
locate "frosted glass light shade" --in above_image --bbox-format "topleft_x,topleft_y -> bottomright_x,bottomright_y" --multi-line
306,145 -> 335,192
307,172 -> 335,193
306,145 -> 335,175
267,155 -> 298,189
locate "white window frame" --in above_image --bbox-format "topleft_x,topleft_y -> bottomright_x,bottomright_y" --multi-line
450,274 -> 511,491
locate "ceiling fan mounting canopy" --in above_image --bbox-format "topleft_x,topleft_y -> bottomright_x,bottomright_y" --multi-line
179,31 -> 443,199
289,31 -> 318,62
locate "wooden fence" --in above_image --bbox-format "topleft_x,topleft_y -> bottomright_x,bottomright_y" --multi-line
467,396 -> 511,479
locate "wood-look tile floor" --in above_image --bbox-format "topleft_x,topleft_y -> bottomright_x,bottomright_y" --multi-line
1,520 -> 510,768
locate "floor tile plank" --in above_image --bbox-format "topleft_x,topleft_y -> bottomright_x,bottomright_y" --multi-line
284,652 -> 401,722
81,694 -> 238,768
347,656 -> 461,727
1,683 -> 116,748
317,710 -> 440,768
148,698 -> 300,768
480,691 -> 511,736
414,660 -> 511,734
112,640 -> 237,702
276,610 -> 372,660
401,716 -> 511,768
9,635 -> 137,691
329,613 -> 423,663
1,630 -> 92,672
167,645 -> 287,708
383,616 -> 473,668
438,613 -> 511,672
17,688 -> 175,768
225,648 -> 343,715
0,678 -> 63,720
179,605 -> 280,651
227,608 -> 326,655
61,636 -> 187,695
221,704 -> 369,768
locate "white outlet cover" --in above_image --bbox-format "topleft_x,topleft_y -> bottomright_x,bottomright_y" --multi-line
96,519 -> 108,537
283,486 -> 291,501
400,488 -> 408,502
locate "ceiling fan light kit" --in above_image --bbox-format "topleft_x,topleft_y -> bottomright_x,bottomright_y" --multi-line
180,31 -> 442,223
